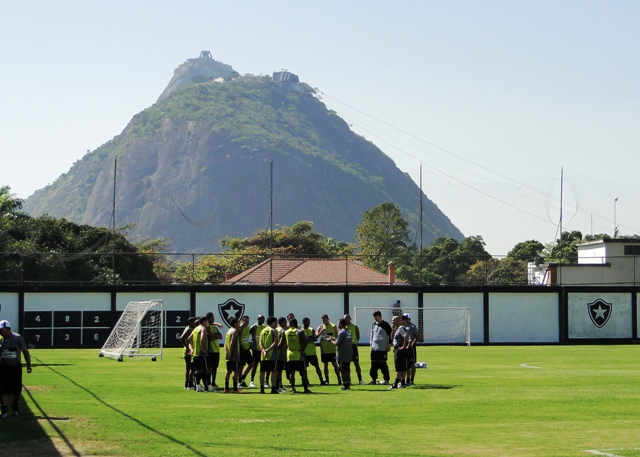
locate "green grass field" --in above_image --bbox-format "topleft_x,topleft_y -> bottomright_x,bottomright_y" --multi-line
4,346 -> 640,457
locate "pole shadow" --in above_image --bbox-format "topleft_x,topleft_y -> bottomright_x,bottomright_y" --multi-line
35,356 -> 208,457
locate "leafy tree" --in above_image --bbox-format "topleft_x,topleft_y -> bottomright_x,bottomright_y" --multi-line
395,236 -> 489,285
508,240 -> 545,264
174,246 -> 270,284
583,233 -> 613,242
355,202 -> 410,272
0,214 -> 157,284
221,221 -> 343,255
491,257 -> 528,284
462,257 -> 528,285
0,186 -> 24,219
135,237 -> 174,283
462,258 -> 500,285
174,221 -> 354,284
544,230 -> 583,264
423,236 -> 490,284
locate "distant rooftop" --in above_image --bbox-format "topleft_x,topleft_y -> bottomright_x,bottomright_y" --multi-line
577,237 -> 640,246
224,258 -> 403,286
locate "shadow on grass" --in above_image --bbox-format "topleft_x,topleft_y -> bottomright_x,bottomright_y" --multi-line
23,385 -> 78,456
354,383 -> 459,393
412,384 -> 458,390
34,355 -> 209,457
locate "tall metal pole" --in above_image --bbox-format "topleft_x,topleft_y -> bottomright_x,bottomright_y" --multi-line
558,167 -> 563,284
112,157 -> 117,284
419,164 -> 423,285
559,167 -> 563,246
269,159 -> 273,286
614,197 -> 619,238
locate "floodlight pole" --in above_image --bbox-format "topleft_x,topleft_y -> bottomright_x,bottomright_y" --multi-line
614,197 -> 619,238
558,167 -> 563,285
269,159 -> 273,286
112,157 -> 117,285
419,164 -> 423,285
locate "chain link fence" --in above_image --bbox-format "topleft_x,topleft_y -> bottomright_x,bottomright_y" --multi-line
0,251 -> 546,286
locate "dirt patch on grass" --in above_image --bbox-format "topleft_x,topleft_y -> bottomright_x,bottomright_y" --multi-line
25,385 -> 54,393
3,437 -> 118,457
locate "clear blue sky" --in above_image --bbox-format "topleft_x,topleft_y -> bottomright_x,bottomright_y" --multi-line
2,1 -> 639,255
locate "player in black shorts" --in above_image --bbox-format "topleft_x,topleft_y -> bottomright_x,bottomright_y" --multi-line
301,317 -> 323,384
403,313 -> 420,385
179,317 -> 198,389
389,315 -> 409,390
0,320 -> 32,418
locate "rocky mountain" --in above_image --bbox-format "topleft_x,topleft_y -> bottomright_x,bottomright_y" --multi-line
24,52 -> 463,252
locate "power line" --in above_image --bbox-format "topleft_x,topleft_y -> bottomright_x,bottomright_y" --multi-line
322,91 -> 639,236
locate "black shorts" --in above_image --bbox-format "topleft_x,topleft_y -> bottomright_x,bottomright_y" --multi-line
370,350 -> 388,362
241,349 -> 253,364
393,349 -> 409,372
261,360 -> 276,373
407,346 -> 416,364
208,352 -> 220,370
252,349 -> 262,364
288,360 -> 305,373
0,365 -> 22,396
184,355 -> 192,369
226,360 -> 242,372
192,355 -> 208,372
275,359 -> 287,371
352,344 -> 359,362
305,354 -> 319,368
321,353 -> 336,363
338,361 -> 351,372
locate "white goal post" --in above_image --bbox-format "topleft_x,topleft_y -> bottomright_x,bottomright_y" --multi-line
353,306 -> 471,346
100,299 -> 163,361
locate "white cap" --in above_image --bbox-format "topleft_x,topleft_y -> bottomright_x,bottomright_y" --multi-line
0,320 -> 11,329
403,313 -> 411,319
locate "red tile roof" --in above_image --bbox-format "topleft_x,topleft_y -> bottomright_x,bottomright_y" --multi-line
224,258 -> 403,285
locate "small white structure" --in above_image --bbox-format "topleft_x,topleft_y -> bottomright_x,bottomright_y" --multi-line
529,238 -> 640,286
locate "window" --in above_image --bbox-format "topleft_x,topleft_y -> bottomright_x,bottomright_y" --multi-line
623,245 -> 640,256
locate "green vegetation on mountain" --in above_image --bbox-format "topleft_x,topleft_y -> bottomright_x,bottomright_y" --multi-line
24,54 -> 463,253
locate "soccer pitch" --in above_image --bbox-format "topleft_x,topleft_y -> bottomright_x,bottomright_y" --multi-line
5,345 -> 640,457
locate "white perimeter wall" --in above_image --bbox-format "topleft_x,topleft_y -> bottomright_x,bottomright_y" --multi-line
424,293 -> 484,344
26,292 -> 111,311
568,292 -> 632,339
196,292 -> 269,334
117,292 -> 190,312
4,289 -> 640,345
489,293 -> 559,343
274,292 -> 343,327
0,293 -> 19,328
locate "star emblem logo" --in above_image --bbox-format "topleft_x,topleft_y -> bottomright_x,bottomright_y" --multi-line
217,299 -> 245,328
587,299 -> 612,328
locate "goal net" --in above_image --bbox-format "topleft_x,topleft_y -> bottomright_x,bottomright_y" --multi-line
353,306 -> 470,346
100,299 -> 163,361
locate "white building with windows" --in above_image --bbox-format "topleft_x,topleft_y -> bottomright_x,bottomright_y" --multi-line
529,238 -> 640,286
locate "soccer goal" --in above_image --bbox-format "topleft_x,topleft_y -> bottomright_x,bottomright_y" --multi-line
100,299 -> 163,361
353,306 -> 471,346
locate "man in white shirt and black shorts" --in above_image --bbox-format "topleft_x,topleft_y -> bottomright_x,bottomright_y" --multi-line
0,320 -> 32,418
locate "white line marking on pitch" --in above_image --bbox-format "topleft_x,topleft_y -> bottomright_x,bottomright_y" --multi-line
585,448 -> 640,456
520,362 -> 545,369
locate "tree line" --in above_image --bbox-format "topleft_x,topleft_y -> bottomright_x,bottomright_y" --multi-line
0,186 -> 614,285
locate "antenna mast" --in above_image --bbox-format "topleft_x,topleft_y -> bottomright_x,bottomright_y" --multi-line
269,159 -> 273,286
111,157 -> 117,284
419,164 -> 424,284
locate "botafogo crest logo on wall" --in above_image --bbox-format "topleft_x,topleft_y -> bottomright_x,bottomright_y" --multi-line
218,299 -> 245,328
587,299 -> 612,328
